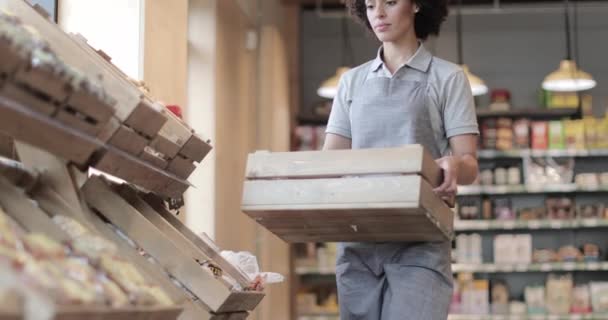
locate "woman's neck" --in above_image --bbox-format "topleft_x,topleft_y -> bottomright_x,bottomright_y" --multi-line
382,34 -> 420,75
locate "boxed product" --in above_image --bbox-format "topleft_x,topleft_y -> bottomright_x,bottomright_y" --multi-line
546,197 -> 575,220
583,117 -> 598,149
546,274 -> 573,315
590,282 -> 608,312
563,120 -> 586,150
491,281 -> 509,315
531,121 -> 548,150
548,121 -> 564,149
493,198 -> 514,220
571,285 -> 592,314
481,119 -> 498,150
462,280 -> 489,315
513,119 -> 530,149
496,118 -> 513,151
525,286 -> 546,315
494,234 -> 531,264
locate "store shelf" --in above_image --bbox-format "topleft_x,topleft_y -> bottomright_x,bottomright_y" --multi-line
448,314 -> 608,320
457,184 -> 608,196
476,108 -> 579,119
452,261 -> 608,273
454,218 -> 608,231
478,149 -> 608,159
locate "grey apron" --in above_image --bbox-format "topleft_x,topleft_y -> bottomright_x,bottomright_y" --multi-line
336,57 -> 453,320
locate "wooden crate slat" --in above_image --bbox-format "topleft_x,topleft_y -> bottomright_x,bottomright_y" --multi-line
0,95 -> 98,165
82,177 -> 260,313
167,155 -> 196,180
114,185 -> 253,290
107,124 -> 149,156
242,175 -> 453,242
245,145 -> 442,187
0,175 -> 70,242
0,82 -> 56,116
150,109 -> 192,159
179,133 -> 212,163
93,147 -> 189,198
29,182 -> 190,305
243,175 -> 422,207
141,194 -> 255,290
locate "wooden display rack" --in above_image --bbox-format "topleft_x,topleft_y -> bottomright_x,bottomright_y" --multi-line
0,0 -> 212,198
242,145 -> 455,242
0,1 -> 264,318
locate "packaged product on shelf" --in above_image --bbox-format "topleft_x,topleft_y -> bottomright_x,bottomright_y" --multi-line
582,243 -> 600,262
513,118 -> 530,149
481,119 -> 498,150
480,168 -> 493,186
533,249 -> 558,263
577,203 -> 604,219
493,198 -> 514,220
547,91 -> 579,108
525,285 -> 546,315
583,117 -> 598,149
531,121 -> 548,150
456,234 -> 469,264
518,207 -> 546,220
294,126 -> 316,151
462,279 -> 489,315
563,120 -> 586,150
509,301 -> 527,315
494,167 -> 507,185
571,284 -> 592,314
494,235 -> 511,264
470,234 -> 482,264
546,274 -> 573,315
548,121 -> 565,149
597,117 -> 608,149
458,198 -> 481,220
546,197 -> 575,220
488,90 -> 512,111
557,245 -> 582,262
507,166 -> 521,185
482,199 -> 492,220
590,282 -> 608,312
575,173 -> 600,190
599,172 -> 608,188
496,118 -> 513,151
490,280 -> 509,315
515,234 -> 532,264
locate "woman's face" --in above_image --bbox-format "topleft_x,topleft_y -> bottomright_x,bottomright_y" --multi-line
365,0 -> 417,43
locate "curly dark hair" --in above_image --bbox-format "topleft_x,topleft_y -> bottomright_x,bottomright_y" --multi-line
346,0 -> 449,40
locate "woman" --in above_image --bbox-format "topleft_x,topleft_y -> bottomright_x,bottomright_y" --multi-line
323,0 -> 479,319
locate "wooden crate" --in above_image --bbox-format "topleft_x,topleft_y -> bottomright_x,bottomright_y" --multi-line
242,145 -> 455,242
179,133 -> 213,163
114,185 -> 252,290
0,176 -> 184,320
83,177 -> 265,314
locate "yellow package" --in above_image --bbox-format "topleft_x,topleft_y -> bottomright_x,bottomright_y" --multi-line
598,117 -> 608,149
563,120 -> 586,150
583,117 -> 597,149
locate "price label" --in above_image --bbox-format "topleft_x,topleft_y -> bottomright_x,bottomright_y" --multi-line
540,263 -> 552,271
515,264 -> 528,272
485,264 -> 498,273
498,264 -> 514,272
587,262 -> 600,271
503,221 -> 516,229
550,220 -> 564,229
528,221 -> 541,229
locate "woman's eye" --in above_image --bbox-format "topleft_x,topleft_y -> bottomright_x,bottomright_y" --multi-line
366,5 -> 374,10
387,0 -> 397,5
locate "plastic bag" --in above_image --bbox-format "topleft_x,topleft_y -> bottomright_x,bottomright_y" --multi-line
220,251 -> 284,290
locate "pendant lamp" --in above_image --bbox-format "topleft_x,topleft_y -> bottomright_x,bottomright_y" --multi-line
456,0 -> 488,96
542,0 -> 596,92
317,15 -> 353,99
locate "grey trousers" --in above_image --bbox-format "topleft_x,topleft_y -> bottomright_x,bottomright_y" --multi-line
336,244 -> 453,320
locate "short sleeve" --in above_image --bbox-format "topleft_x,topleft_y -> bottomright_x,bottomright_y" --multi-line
442,70 -> 479,138
325,75 -> 352,139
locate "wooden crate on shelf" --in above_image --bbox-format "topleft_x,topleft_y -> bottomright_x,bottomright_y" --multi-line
82,176 -> 265,314
241,145 -> 454,243
0,175 -> 184,320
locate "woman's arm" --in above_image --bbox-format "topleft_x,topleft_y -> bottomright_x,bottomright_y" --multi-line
434,134 -> 479,196
323,133 -> 352,150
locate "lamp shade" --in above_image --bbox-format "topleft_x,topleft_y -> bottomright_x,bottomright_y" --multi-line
317,67 -> 350,99
542,59 -> 596,92
462,64 -> 488,96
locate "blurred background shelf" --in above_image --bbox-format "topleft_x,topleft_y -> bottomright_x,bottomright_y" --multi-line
454,218 -> 608,231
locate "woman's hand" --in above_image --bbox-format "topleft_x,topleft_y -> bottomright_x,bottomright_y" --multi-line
434,156 -> 460,197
